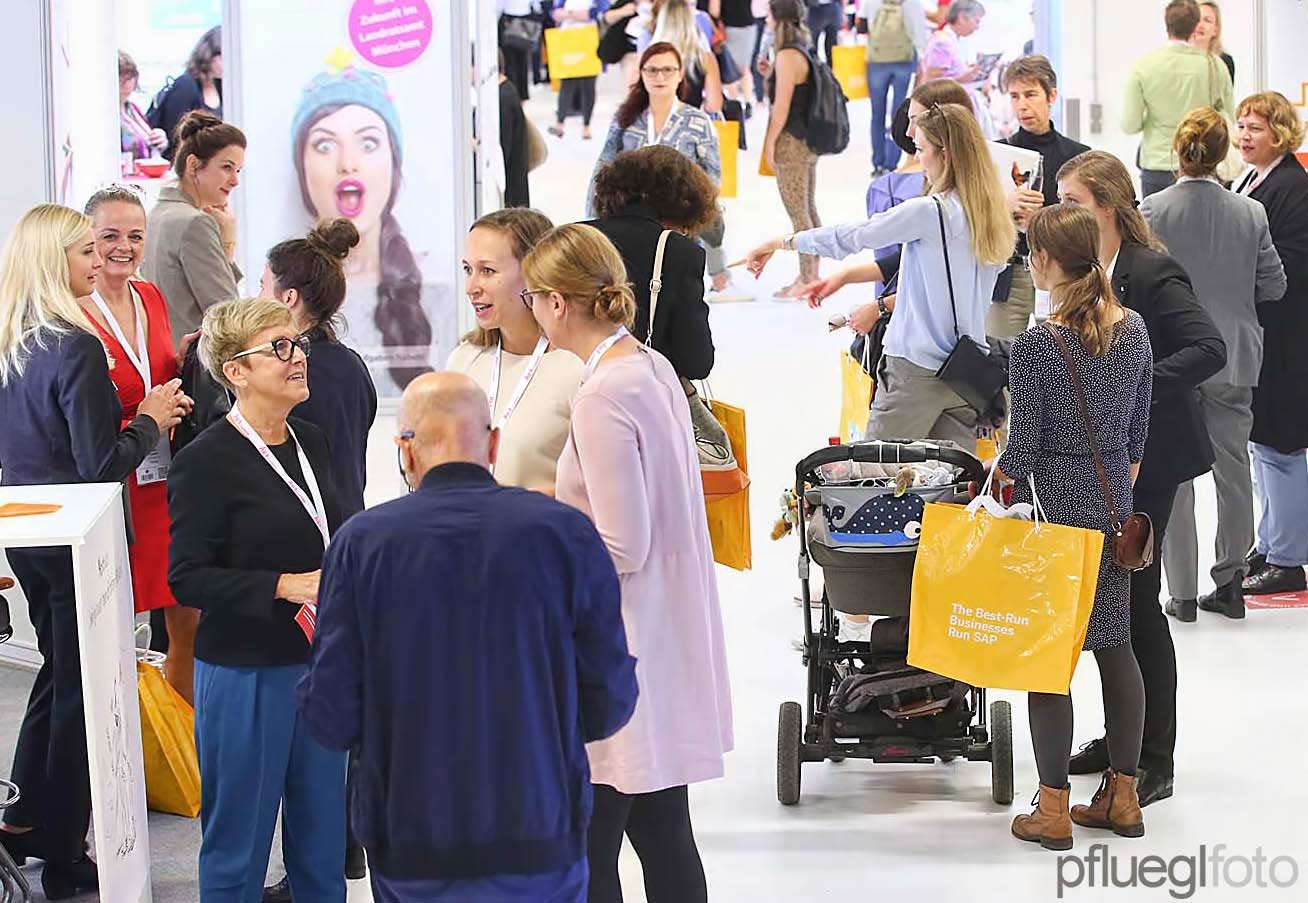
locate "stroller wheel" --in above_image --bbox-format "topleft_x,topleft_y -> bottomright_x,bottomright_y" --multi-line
990,700 -> 1014,805
777,702 -> 803,805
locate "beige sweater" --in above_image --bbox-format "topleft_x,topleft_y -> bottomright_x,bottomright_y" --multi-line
447,341 -> 583,490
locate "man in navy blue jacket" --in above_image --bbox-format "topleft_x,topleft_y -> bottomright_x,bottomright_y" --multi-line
298,372 -> 637,902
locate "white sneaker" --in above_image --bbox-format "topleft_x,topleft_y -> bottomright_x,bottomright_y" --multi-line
707,280 -> 755,303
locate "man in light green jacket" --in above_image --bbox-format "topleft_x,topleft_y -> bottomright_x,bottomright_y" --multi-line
1122,0 -> 1234,198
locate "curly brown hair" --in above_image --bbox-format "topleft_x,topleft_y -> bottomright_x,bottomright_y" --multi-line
590,145 -> 719,236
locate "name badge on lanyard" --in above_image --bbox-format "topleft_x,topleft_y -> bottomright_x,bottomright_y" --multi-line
92,288 -> 172,485
488,336 -> 550,431
581,327 -> 631,384
227,404 -> 330,643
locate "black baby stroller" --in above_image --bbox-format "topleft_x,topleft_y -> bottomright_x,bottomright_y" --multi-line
0,577 -> 33,901
777,441 -> 1014,807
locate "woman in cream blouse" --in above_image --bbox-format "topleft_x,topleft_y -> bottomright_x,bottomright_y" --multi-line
448,209 -> 583,491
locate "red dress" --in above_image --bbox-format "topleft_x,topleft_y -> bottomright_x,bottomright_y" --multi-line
90,281 -> 180,613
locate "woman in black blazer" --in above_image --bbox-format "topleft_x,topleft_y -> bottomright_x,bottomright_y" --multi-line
0,204 -> 187,899
168,298 -> 346,900
1055,152 -> 1227,808
586,145 -> 718,381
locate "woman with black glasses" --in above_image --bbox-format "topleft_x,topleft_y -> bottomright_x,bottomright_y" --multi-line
168,298 -> 347,901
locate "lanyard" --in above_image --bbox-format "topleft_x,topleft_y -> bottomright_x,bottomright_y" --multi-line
228,404 -> 331,551
647,99 -> 680,146
488,336 -> 549,430
581,327 -> 630,383
91,287 -> 151,392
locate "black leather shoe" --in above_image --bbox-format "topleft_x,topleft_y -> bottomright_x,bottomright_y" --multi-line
1242,564 -> 1306,596
1245,549 -> 1268,579
1068,737 -> 1110,775
1137,769 -> 1174,808
1165,598 -> 1197,622
42,856 -> 98,900
345,844 -> 367,880
263,875 -> 292,903
1198,581 -> 1245,619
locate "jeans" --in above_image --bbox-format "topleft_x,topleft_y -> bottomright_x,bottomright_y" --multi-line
867,59 -> 916,170
1252,443 -> 1308,567
807,2 -> 843,67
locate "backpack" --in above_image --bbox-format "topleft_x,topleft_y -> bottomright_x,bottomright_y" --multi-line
798,47 -> 850,156
866,0 -> 915,64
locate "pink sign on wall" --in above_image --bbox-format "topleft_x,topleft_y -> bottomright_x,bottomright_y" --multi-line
348,0 -> 433,69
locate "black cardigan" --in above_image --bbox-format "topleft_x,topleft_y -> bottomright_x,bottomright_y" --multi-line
148,73 -> 222,160
168,416 -> 344,667
498,78 -> 531,208
586,206 -> 715,380
1246,154 -> 1308,453
1112,242 -> 1227,493
0,328 -> 159,487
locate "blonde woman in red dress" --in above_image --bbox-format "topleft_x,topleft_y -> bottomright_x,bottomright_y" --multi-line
80,186 -> 199,703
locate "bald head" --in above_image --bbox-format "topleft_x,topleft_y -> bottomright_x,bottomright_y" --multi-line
398,372 -> 498,481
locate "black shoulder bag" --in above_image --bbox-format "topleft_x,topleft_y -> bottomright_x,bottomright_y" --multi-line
932,196 -> 1009,414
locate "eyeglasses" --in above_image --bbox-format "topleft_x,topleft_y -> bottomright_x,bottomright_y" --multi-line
519,288 -> 550,309
230,334 -> 311,363
641,66 -> 681,78
396,430 -> 415,491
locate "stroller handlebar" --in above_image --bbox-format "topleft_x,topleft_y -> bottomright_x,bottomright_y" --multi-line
796,441 -> 987,487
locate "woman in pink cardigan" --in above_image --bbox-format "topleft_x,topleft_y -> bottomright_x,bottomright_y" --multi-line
525,223 -> 733,903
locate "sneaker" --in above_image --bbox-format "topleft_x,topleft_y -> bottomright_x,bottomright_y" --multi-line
1242,564 -> 1306,596
707,282 -> 755,303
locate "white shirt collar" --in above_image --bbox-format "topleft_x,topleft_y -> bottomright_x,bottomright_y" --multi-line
1107,249 -> 1120,282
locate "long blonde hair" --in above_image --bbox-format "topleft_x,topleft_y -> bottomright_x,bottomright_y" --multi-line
1027,205 -> 1123,358
522,224 -> 636,329
915,104 -> 1016,266
1200,2 -> 1224,58
0,204 -> 99,385
651,0 -> 704,78
1056,151 -> 1167,253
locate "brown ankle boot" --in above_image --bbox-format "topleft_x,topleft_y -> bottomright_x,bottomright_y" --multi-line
1011,784 -> 1073,851
1071,769 -> 1145,837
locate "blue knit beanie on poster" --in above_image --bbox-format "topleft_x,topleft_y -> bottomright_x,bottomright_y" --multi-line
291,67 -> 404,162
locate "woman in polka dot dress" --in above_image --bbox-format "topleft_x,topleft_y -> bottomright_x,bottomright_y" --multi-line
996,205 -> 1153,850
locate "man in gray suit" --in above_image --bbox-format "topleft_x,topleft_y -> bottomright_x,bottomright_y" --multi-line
1141,109 -> 1286,621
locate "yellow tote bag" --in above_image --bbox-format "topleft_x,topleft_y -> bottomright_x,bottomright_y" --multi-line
704,399 -> 751,570
546,24 -> 602,87
832,45 -> 869,100
839,350 -> 874,443
713,120 -> 739,199
908,502 -> 1103,694
137,661 -> 201,817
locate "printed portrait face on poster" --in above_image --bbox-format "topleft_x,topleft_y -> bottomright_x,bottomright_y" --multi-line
234,0 -> 459,400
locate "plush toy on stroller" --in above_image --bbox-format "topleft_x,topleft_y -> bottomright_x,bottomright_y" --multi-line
777,441 -> 1014,807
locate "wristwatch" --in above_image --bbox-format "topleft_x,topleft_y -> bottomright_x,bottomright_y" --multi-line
876,295 -> 889,317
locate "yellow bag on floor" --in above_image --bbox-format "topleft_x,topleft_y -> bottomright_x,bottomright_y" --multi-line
839,349 -> 874,443
705,399 -> 751,570
832,45 -> 868,100
908,501 -> 1102,694
137,660 -> 201,817
714,120 -> 739,199
546,24 -> 602,85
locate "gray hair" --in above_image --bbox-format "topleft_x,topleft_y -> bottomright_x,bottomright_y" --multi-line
947,0 -> 986,24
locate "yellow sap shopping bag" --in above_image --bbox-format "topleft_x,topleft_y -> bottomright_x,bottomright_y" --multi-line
137,660 -> 201,817
705,399 -> 751,570
839,350 -> 874,443
831,45 -> 869,100
713,120 -> 739,199
546,24 -> 602,87
908,502 -> 1102,694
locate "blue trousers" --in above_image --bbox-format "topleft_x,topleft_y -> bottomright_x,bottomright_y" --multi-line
1252,443 -> 1308,568
194,661 -> 346,903
867,59 -> 916,170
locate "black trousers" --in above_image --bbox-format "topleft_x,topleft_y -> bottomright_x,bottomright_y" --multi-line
3,548 -> 92,863
807,2 -> 842,67
557,76 -> 597,126
1128,482 -> 1180,778
499,27 -> 531,103
587,784 -> 706,903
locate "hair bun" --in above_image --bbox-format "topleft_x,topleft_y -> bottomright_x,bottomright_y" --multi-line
176,109 -> 222,143
592,281 -> 636,328
307,218 -> 360,260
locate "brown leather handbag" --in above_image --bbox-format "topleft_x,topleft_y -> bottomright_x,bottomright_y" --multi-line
1045,324 -> 1155,571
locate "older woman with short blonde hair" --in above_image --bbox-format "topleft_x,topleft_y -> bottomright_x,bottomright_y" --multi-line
169,297 -> 347,901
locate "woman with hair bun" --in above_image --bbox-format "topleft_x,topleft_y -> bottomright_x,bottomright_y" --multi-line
292,66 -> 455,396
142,109 -> 246,344
1141,108 -> 1286,624
523,223 -> 731,903
996,203 -> 1153,851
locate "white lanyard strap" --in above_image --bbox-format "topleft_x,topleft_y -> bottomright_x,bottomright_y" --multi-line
91,287 -> 151,392
228,404 -> 331,550
488,336 -> 549,430
646,230 -> 673,349
581,327 -> 631,383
